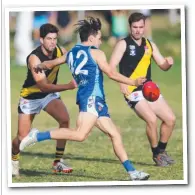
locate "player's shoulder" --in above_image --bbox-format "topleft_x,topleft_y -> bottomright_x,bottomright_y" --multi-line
28,54 -> 41,64
26,54 -> 41,70
28,53 -> 40,62
117,39 -> 127,46
90,49 -> 106,62
91,49 -> 105,57
147,40 -> 157,50
114,39 -> 127,52
28,46 -> 43,61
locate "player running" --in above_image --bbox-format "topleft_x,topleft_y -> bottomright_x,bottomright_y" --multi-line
12,23 -> 77,176
19,17 -> 149,181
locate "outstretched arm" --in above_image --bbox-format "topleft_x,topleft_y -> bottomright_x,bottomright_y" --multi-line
34,54 -> 67,73
91,49 -> 146,86
151,42 -> 174,71
28,55 -> 77,93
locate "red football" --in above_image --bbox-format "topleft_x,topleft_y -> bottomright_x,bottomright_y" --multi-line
142,81 -> 160,102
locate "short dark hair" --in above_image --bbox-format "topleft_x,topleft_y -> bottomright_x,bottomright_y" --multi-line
39,23 -> 59,38
128,12 -> 146,26
75,17 -> 102,42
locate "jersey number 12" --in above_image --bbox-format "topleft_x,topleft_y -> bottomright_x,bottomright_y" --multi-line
68,50 -> 88,75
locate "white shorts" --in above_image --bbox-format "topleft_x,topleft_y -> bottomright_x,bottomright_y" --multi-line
125,90 -> 163,109
18,92 -> 60,114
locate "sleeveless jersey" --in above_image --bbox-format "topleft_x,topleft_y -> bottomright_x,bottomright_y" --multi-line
20,45 -> 63,99
66,44 -> 105,104
119,36 -> 153,95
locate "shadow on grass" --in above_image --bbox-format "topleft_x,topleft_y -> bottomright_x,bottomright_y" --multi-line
18,169 -> 127,181
21,151 -> 154,166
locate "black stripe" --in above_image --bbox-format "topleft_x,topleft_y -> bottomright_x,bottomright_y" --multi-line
119,36 -> 146,78
21,92 -> 49,100
56,147 -> 65,151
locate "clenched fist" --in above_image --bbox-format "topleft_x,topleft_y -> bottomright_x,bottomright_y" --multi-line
165,57 -> 174,66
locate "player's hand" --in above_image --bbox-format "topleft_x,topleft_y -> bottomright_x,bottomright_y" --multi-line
67,79 -> 78,89
120,83 -> 130,95
165,57 -> 174,66
33,62 -> 49,73
134,77 -> 146,87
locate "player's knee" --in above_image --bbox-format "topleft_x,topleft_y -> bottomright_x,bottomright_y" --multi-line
17,133 -> 28,141
165,114 -> 176,128
58,117 -> 70,128
147,115 -> 158,128
77,133 -> 88,142
108,130 -> 121,140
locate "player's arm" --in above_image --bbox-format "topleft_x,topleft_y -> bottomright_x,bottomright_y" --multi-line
60,46 -> 67,55
151,42 -> 174,71
109,40 -> 126,69
28,55 -> 77,93
34,54 -> 67,73
109,40 -> 131,95
92,50 -> 145,86
60,46 -> 78,85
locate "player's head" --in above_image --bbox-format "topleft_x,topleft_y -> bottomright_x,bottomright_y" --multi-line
39,23 -> 59,52
75,17 -> 102,48
128,12 -> 145,40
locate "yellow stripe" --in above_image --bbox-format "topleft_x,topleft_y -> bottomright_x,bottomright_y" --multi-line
56,151 -> 64,154
20,86 -> 41,97
126,39 -> 152,96
20,46 -> 63,97
56,154 -> 63,156
12,153 -> 20,161
47,47 -> 61,83
55,156 -> 63,159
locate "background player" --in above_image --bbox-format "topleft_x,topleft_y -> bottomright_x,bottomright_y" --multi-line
12,23 -> 77,176
109,12 -> 176,166
19,17 -> 150,181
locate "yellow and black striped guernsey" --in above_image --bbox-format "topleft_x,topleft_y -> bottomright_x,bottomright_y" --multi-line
119,36 -> 153,95
20,45 -> 63,99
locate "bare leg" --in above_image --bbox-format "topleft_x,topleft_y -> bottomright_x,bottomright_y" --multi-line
95,116 -> 150,180
12,114 -> 35,155
44,98 -> 73,172
50,112 -> 97,142
95,117 -> 128,162
12,113 -> 35,176
134,99 -> 158,147
44,99 -> 70,151
149,97 -> 176,144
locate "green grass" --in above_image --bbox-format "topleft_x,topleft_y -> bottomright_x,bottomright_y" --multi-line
11,21 -> 185,183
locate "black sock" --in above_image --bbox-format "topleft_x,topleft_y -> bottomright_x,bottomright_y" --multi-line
54,147 -> 64,163
152,146 -> 160,157
158,141 -> 167,152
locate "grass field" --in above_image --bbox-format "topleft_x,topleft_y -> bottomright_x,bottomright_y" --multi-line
10,18 -> 185,183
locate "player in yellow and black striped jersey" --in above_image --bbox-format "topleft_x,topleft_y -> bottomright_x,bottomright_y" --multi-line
110,12 -> 176,167
12,23 -> 77,176
119,35 -> 153,95
20,44 -> 63,100
20,45 -> 63,99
